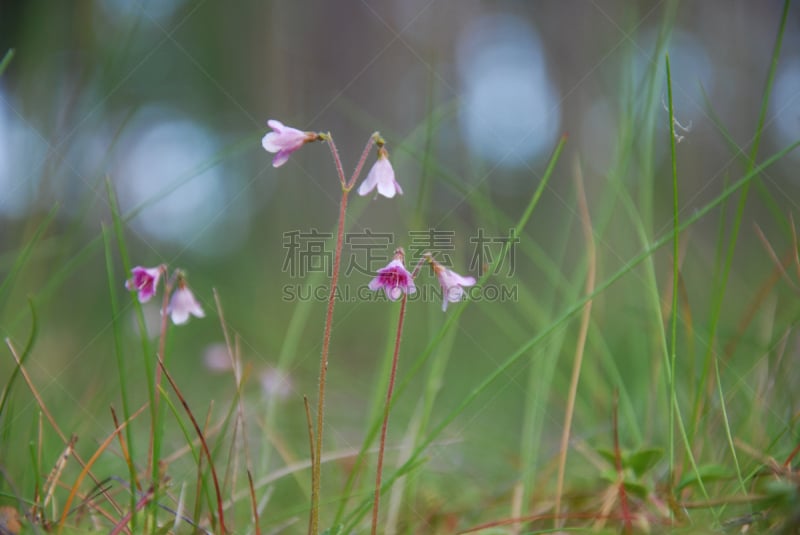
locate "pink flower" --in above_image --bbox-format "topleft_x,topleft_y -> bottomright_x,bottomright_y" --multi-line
432,261 -> 476,311
125,266 -> 162,303
369,249 -> 416,301
167,282 -> 205,325
261,119 -> 318,167
203,343 -> 237,374
358,146 -> 403,198
260,366 -> 292,401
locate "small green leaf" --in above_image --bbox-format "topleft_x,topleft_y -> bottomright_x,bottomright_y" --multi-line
763,478 -> 798,499
599,469 -> 619,484
597,447 -> 662,477
597,448 -> 618,467
622,479 -> 650,500
628,448 -> 663,477
598,471 -> 653,500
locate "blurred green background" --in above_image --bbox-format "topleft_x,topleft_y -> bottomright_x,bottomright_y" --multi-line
1,0 -> 800,530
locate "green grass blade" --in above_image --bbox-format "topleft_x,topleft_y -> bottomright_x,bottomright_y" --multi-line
666,55 -> 717,512
102,223 -> 138,525
701,0 -> 791,428
158,386 -> 216,525
0,299 -> 38,419
0,49 -> 14,76
104,176 -> 161,522
666,53 -> 679,492
699,86 -> 793,237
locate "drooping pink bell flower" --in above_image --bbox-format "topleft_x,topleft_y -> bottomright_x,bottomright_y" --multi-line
261,119 -> 319,167
167,279 -> 205,325
431,259 -> 476,311
369,248 -> 415,301
125,266 -> 162,303
357,146 -> 403,198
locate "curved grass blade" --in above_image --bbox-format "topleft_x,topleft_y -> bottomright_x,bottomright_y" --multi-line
0,49 -> 14,77
0,299 -> 38,418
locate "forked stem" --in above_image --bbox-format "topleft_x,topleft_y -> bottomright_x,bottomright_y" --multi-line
309,132 -> 378,534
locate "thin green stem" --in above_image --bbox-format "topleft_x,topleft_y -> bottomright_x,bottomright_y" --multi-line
701,0 -> 790,428
645,57 -> 711,516
102,224 -> 138,525
141,267 -> 171,533
371,294 -> 407,535
148,270 -> 171,472
666,53 -> 679,489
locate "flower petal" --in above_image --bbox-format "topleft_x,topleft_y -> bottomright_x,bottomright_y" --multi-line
125,266 -> 161,303
358,166 -> 379,196
168,286 -> 205,325
376,176 -> 397,198
272,149 -> 291,168
262,119 -> 314,166
262,131 -> 282,152
433,265 -> 476,311
368,257 -> 415,300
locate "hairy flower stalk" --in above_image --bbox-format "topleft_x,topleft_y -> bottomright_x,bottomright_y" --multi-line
371,249 -> 411,535
308,131 -> 382,535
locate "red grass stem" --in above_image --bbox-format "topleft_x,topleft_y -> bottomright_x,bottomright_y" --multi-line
346,134 -> 379,190
157,359 -> 227,534
310,187 -> 349,535
309,132 -> 377,534
147,268 -> 171,479
371,293 -> 407,535
247,471 -> 261,535
109,487 -> 154,535
323,135 -> 347,188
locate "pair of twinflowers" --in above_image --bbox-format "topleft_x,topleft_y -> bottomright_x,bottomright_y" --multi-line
370,249 -> 477,311
264,119 -> 476,311
262,120 -> 402,198
125,266 -> 205,325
